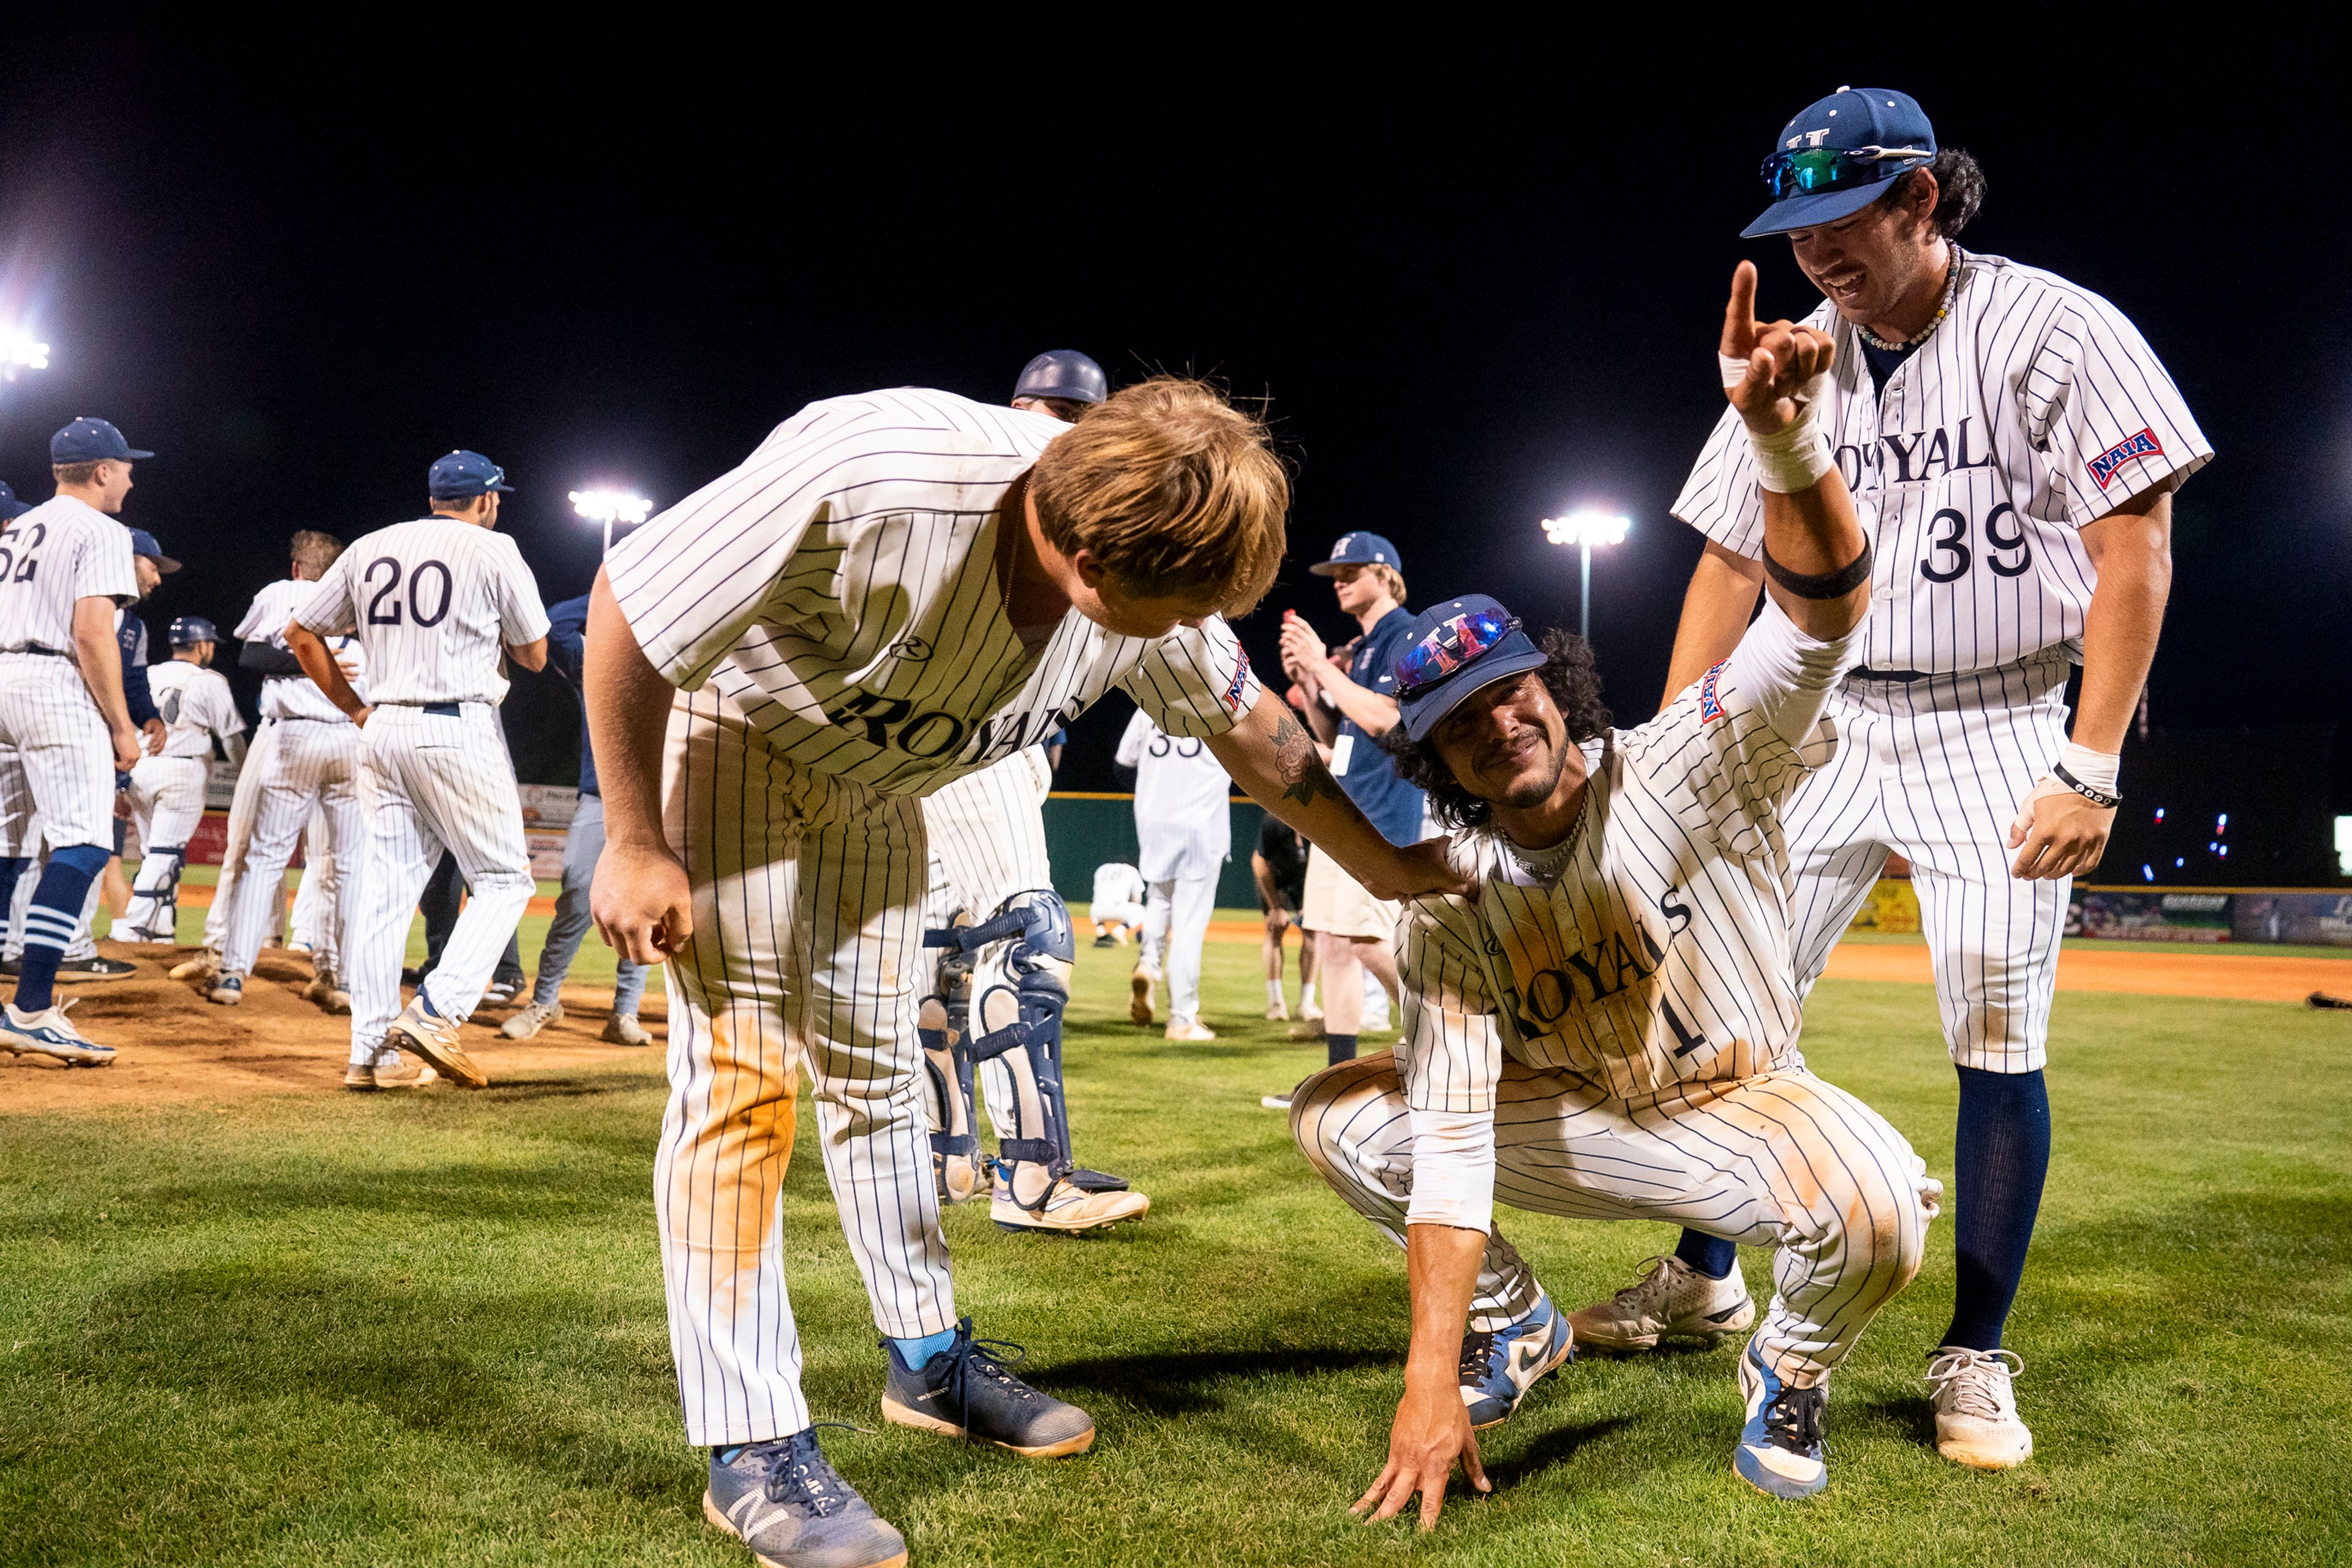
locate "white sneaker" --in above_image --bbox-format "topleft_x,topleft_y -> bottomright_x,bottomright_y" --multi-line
500,1000 -> 562,1039
387,998 -> 489,1088
991,1167 -> 1150,1234
1926,1347 -> 2033,1469
1265,998 -> 1290,1021
1568,1254 -> 1756,1351
0,998 -> 115,1067
168,949 -> 221,982
1129,965 -> 1156,1027
1164,1018 -> 1216,1042
344,1049 -> 440,1091
601,1013 -> 652,1047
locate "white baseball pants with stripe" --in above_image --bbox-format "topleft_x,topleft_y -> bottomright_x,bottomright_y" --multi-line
1781,656 -> 2073,1073
203,720 -> 279,953
1293,1055 -> 1939,1388
0,655 -> 116,852
659,688 -> 956,1446
922,747 -> 1056,1144
346,704 -> 533,1061
1140,873 -> 1216,1023
287,807 -> 339,966
124,755 -> 211,933
223,719 -> 367,986
1089,899 -> 1147,931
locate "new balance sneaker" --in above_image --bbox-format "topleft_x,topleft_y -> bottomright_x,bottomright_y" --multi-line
56,956 -> 137,982
169,949 -> 221,982
1926,1346 -> 2033,1470
1569,1254 -> 1755,1351
602,1012 -> 653,1047
1128,965 -> 1156,1027
1459,1293 -> 1575,1429
1164,1018 -> 1216,1042
1734,1338 -> 1828,1499
880,1318 -> 1095,1458
0,999 -> 115,1066
208,974 -> 245,1007
500,1000 -> 562,1039
703,1430 -> 907,1568
990,1165 -> 1149,1234
387,997 -> 489,1088
344,1049 -> 440,1091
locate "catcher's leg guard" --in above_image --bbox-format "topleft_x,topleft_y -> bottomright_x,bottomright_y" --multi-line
919,994 -> 984,1204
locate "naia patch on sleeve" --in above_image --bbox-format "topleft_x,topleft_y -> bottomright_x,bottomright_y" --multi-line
2087,428 -> 2165,490
1222,647 -> 1252,712
1700,660 -> 1727,723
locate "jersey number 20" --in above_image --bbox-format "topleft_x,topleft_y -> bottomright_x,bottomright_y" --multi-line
364,557 -> 454,627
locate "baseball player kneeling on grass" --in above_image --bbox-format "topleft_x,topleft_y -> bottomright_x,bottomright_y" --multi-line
120,616 -> 246,940
585,379 -> 1466,1568
1293,280 -> 1940,1520
287,450 -> 549,1092
1087,859 -> 1146,946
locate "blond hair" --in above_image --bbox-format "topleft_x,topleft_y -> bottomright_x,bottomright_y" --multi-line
1028,376 -> 1287,616
1366,563 -> 1408,606
290,530 -> 345,579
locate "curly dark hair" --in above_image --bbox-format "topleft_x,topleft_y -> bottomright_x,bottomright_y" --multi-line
1883,148 -> 1985,238
1381,628 -> 1613,831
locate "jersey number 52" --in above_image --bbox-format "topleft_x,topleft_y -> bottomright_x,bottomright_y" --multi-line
0,522 -> 47,584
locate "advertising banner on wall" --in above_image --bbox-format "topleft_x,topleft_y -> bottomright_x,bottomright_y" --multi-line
2074,891 -> 2233,942
2231,892 -> 2352,947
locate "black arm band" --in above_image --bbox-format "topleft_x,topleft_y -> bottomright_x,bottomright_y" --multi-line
1760,540 -> 1874,600
2051,762 -> 2120,809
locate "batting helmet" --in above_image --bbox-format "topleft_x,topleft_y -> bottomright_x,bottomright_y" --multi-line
168,616 -> 219,648
1012,350 -> 1107,407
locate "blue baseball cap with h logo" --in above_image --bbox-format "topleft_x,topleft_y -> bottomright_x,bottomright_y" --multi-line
51,417 -> 153,464
428,449 -> 515,500
1743,87 -> 1937,238
1308,531 -> 1403,577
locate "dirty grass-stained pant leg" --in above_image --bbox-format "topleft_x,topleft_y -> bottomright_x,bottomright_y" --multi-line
657,687 -> 956,1447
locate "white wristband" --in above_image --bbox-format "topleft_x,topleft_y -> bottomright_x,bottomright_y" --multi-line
2059,742 -> 2120,795
1749,404 -> 1834,494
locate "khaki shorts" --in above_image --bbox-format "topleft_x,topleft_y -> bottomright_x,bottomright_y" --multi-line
1300,843 -> 1398,941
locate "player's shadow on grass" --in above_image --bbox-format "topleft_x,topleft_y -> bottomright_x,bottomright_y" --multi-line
1479,1415 -> 1633,1486
1032,1346 -> 1397,1415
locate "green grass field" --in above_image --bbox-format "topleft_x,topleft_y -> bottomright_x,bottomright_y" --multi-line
4,925 -> 2350,1566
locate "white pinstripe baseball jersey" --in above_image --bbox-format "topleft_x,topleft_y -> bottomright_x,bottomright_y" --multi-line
1400,601 -> 1858,1110
0,497 -> 137,652
1091,862 -> 1146,912
295,520 -> 548,704
237,578 -> 368,721
1673,250 -> 2210,674
603,388 -> 1262,796
1114,707 -> 1232,883
145,660 -> 243,759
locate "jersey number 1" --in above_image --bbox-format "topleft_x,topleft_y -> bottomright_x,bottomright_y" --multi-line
364,557 -> 454,627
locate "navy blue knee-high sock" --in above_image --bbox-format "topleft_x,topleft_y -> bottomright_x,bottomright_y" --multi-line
13,844 -> 110,1014
0,856 -> 26,927
1942,1065 -> 2051,1351
1674,1229 -> 1739,1280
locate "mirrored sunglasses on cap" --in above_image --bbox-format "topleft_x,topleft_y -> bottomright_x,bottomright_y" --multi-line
1758,144 -> 1933,200
1396,605 -> 1519,696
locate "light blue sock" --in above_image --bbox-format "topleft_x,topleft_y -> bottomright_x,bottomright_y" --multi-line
890,1329 -> 957,1368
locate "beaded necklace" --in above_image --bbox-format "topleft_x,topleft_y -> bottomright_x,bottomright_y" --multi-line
1856,244 -> 1962,353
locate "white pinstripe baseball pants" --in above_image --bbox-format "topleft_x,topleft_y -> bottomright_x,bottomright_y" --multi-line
222,719 -> 366,986
1781,657 -> 2073,1073
203,720 -> 280,953
0,655 -> 116,852
922,747 -> 1057,1144
1140,873 -> 1216,1023
124,755 -> 210,933
346,704 -> 533,1061
288,805 -> 339,966
1293,1055 -> 1938,1387
2,829 -> 105,962
658,688 -> 957,1446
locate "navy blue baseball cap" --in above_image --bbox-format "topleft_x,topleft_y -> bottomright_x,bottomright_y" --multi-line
1393,595 -> 1549,743
169,615 -> 219,647
127,529 -> 181,573
428,449 -> 515,500
1013,350 -> 1107,405
0,481 -> 28,521
1308,530 -> 1404,578
1743,87 -> 1937,238
51,417 -> 154,464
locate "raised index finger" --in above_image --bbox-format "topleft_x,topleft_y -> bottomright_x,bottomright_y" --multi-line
1722,260 -> 1760,361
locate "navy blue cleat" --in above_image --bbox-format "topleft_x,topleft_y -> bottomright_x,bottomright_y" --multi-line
703,1430 -> 907,1568
1735,1337 -> 1829,1499
880,1317 -> 1095,1457
1459,1292 -> 1575,1429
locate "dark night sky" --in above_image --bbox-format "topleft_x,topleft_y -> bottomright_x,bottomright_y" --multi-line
1,35 -> 2342,796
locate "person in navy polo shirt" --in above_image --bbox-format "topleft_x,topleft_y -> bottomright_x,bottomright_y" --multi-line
1271,531 -> 1425,1100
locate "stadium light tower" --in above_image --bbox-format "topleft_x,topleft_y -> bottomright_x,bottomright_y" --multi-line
570,487 -> 654,556
0,327 -> 51,382
1540,510 -> 1631,639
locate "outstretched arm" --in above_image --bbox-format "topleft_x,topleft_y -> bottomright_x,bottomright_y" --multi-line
1357,1223 -> 1490,1529
1207,690 -> 1471,903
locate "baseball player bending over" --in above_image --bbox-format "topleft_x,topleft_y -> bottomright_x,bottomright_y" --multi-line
1087,860 -> 1146,946
119,616 -> 246,940
1292,283 -> 1939,1517
1602,88 -> 2211,1471
586,380 -> 1465,1568
0,419 -> 154,1067
1116,706 -> 1233,1040
288,450 -> 550,1092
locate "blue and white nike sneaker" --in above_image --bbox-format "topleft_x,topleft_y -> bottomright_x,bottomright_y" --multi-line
1459,1292 -> 1575,1429
1735,1337 -> 1828,1499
